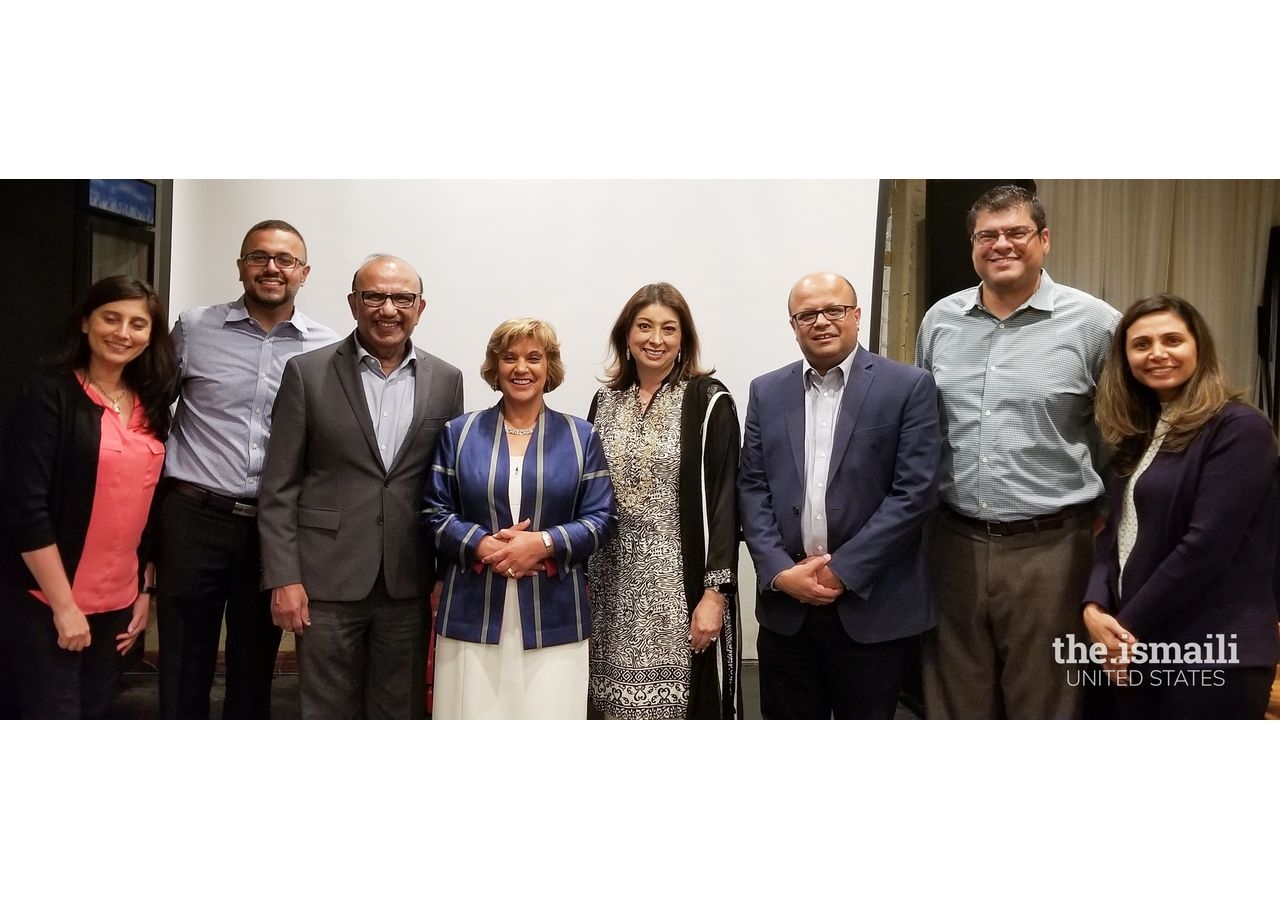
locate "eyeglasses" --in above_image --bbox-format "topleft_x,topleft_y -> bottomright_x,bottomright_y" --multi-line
970,227 -> 1042,248
358,290 -> 421,309
241,251 -> 304,270
790,305 -> 856,327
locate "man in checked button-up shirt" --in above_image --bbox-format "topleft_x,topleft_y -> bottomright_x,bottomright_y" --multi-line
916,185 -> 1120,719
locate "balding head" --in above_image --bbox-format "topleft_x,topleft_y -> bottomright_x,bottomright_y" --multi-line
352,254 -> 424,295
347,253 -> 427,372
786,271 -> 861,375
787,272 -> 856,314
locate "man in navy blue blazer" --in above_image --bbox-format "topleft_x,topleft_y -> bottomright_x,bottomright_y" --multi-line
738,272 -> 941,718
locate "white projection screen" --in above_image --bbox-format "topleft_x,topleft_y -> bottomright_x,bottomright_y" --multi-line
170,180 -> 884,657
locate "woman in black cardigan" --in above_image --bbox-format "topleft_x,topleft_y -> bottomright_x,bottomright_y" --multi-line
1,276 -> 176,718
1084,293 -> 1279,718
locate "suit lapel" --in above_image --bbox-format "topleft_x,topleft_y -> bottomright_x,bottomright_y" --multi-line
333,334 -> 383,470
784,362 -> 807,480
388,348 -> 429,475
829,346 -> 872,481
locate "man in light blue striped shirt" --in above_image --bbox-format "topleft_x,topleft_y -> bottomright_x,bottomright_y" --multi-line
916,185 -> 1120,719
155,220 -> 339,719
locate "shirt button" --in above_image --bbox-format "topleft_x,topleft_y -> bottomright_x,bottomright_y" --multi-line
997,323 -> 1006,329
983,410 -> 991,416
981,456 -> 988,463
980,502 -> 989,509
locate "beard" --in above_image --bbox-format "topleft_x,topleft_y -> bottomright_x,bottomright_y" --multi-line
243,278 -> 296,309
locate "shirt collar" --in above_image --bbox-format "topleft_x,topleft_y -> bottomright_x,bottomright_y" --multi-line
966,269 -> 1058,315
803,345 -> 857,390
225,295 -> 324,335
356,339 -> 417,376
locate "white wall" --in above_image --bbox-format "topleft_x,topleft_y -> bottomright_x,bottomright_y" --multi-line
170,179 -> 883,657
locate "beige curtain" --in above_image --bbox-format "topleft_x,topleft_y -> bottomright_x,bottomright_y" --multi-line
1037,179 -> 1280,396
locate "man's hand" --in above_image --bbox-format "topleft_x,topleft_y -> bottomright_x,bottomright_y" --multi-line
271,583 -> 311,634
774,555 -> 843,605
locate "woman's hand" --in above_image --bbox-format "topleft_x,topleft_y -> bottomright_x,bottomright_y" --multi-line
484,520 -> 548,578
20,546 -> 88,651
52,603 -> 91,652
1083,602 -> 1137,683
116,590 -> 150,655
689,589 -> 725,654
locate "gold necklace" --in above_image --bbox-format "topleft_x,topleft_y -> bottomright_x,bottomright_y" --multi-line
88,375 -> 129,413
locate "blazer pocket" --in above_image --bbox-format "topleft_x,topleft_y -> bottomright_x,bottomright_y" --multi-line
298,506 -> 341,531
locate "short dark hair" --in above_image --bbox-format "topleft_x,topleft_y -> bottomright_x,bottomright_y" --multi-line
48,275 -> 177,439
602,282 -> 712,391
241,219 -> 307,260
966,184 -> 1047,235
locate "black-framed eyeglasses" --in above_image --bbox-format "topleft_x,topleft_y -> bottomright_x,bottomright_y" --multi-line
790,305 -> 856,327
241,251 -> 304,269
970,226 -> 1042,248
358,290 -> 421,309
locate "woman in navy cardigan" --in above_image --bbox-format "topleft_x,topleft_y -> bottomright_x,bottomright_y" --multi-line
1084,293 -> 1279,718
422,318 -> 615,718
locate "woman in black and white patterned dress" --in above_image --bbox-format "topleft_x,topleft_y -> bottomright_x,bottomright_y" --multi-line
587,283 -> 742,719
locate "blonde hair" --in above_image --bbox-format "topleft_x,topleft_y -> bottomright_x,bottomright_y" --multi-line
480,318 -> 565,392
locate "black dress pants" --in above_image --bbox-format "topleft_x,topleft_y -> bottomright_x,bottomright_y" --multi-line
155,489 -> 281,719
1113,665 -> 1274,719
758,604 -> 915,719
10,588 -> 131,719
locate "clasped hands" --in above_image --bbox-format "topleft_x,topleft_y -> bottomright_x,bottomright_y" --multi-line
479,519 -> 549,579
1083,602 -> 1138,685
775,554 -> 845,605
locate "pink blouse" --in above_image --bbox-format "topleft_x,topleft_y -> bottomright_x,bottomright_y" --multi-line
32,379 -> 164,614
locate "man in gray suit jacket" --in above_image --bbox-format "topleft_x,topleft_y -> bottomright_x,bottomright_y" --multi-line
258,254 -> 464,718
